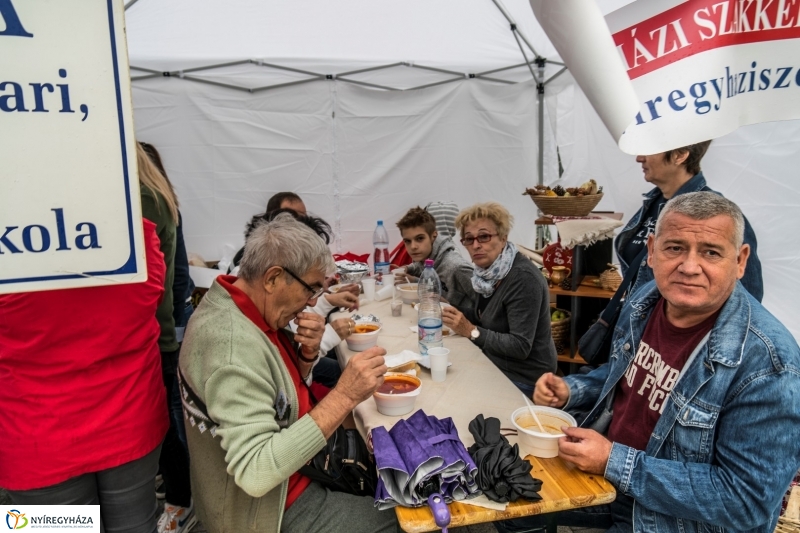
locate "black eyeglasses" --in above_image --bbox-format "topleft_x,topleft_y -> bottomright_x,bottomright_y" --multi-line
283,267 -> 326,300
460,233 -> 498,246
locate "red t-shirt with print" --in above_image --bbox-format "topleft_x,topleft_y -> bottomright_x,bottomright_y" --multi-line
216,275 -> 313,509
607,297 -> 719,451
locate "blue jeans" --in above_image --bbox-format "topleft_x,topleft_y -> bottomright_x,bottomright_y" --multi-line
168,372 -> 186,449
160,351 -> 191,508
313,353 -> 343,389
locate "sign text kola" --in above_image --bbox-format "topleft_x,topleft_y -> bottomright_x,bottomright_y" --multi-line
0,208 -> 100,254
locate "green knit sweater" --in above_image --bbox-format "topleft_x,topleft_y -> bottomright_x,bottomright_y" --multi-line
179,281 -> 327,532
140,185 -> 178,352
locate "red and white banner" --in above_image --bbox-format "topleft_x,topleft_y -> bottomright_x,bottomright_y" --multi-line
530,0 -> 800,154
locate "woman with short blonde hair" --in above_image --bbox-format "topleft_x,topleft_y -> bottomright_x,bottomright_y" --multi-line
444,202 -> 556,397
454,202 -> 513,240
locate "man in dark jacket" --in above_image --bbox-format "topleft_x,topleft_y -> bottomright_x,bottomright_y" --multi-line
615,140 -> 763,301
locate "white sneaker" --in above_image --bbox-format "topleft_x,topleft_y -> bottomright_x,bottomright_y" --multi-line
157,502 -> 197,533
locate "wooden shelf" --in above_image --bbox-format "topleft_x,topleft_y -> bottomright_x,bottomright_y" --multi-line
535,211 -> 624,225
549,276 -> 615,298
557,351 -> 587,365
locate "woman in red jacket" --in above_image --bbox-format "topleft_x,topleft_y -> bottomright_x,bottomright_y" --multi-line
0,219 -> 169,533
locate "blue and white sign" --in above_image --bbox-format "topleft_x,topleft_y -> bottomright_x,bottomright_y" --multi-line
0,0 -> 145,293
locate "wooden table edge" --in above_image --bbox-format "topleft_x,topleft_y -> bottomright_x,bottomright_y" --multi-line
395,490 -> 617,533
395,463 -> 616,533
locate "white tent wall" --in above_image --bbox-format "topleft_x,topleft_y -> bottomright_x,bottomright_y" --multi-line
549,73 -> 800,340
132,77 -> 546,262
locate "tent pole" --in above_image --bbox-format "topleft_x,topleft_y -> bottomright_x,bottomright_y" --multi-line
538,90 -> 544,188
490,0 -> 539,57
536,58 -> 546,188
332,62 -> 405,77
537,59 -> 546,249
510,28 -> 537,81
251,77 -> 324,93
474,75 -> 516,85
337,78 -> 399,91
404,77 -> 464,91
544,66 -> 568,86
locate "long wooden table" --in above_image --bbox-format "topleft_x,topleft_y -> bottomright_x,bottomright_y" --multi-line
334,298 -> 615,532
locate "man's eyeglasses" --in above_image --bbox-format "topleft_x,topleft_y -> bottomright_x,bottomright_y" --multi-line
460,233 -> 498,247
283,267 -> 326,300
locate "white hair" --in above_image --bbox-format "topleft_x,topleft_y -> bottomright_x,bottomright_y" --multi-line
655,192 -> 745,249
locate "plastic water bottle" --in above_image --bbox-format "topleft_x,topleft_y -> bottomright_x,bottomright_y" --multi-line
373,220 -> 391,278
417,259 -> 441,301
418,298 -> 443,356
418,259 -> 443,355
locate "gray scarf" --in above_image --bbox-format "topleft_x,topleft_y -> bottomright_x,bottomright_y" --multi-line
471,242 -> 517,297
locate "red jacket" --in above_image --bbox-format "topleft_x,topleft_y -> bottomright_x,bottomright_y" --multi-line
0,219 -> 169,490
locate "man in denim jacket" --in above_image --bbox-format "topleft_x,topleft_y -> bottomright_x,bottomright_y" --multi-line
500,192 -> 800,533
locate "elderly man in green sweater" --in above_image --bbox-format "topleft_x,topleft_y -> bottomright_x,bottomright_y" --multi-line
180,213 -> 398,532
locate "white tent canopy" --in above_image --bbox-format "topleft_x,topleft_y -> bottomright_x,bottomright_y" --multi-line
126,0 -> 799,339
126,0 -> 567,254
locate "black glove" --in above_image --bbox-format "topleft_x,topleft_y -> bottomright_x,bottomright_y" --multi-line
468,414 -> 543,502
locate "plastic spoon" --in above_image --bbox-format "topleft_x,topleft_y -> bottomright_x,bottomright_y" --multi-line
523,394 -> 547,434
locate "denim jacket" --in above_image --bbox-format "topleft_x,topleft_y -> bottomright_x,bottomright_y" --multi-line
564,281 -> 800,533
614,172 -> 764,302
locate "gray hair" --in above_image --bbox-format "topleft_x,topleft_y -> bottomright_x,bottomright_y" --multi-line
655,192 -> 745,249
238,213 -> 335,283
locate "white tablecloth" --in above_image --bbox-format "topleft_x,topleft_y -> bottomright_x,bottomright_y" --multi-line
334,298 -> 528,449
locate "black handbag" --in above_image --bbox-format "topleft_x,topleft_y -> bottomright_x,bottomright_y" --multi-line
298,424 -> 377,497
578,247 -> 648,365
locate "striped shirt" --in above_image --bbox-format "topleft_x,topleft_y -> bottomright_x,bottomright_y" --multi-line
425,201 -> 460,238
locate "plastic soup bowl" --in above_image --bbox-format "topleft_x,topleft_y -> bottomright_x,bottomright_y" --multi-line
396,283 -> 419,305
511,406 -> 577,458
373,374 -> 422,416
345,322 -> 382,351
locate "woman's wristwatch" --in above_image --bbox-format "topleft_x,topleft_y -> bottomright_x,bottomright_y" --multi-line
470,327 -> 480,341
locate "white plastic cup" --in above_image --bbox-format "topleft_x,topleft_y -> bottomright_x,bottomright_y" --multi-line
391,300 -> 403,316
361,278 -> 376,301
383,273 -> 395,287
428,347 -> 449,382
391,267 -> 408,284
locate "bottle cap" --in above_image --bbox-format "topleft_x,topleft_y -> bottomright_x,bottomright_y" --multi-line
377,220 -> 383,225
425,259 -> 435,267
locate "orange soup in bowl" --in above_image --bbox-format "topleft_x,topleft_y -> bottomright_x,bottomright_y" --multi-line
353,323 -> 380,334
376,375 -> 420,395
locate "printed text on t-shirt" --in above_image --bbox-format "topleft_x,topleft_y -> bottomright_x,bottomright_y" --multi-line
623,339 -> 681,414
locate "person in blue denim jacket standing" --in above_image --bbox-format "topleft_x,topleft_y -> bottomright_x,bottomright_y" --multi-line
615,140 -> 763,301
497,192 -> 800,533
